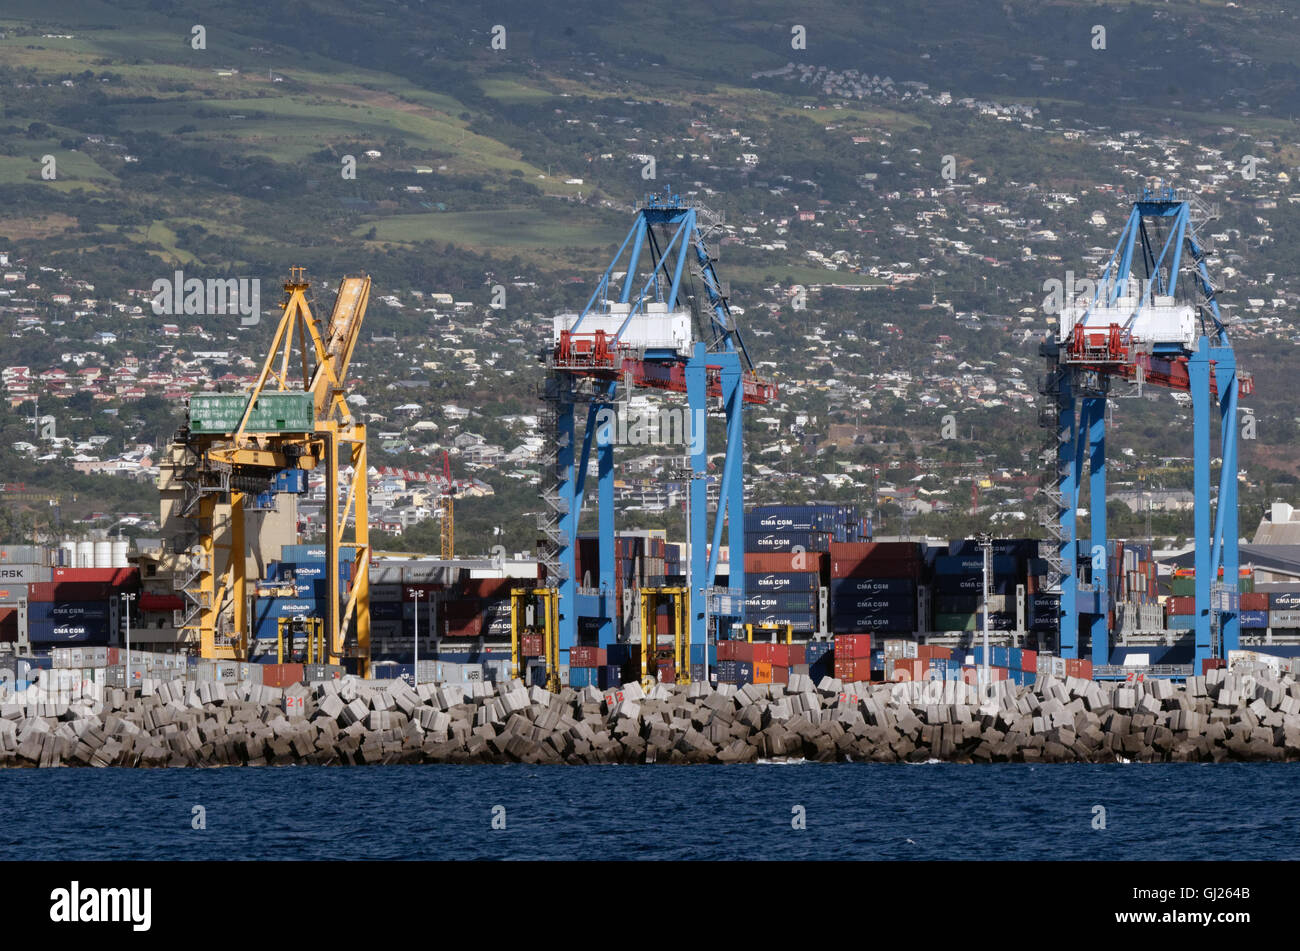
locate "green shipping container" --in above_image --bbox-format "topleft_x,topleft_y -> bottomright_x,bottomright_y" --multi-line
1172,577 -> 1195,597
932,612 -> 978,632
190,392 -> 314,434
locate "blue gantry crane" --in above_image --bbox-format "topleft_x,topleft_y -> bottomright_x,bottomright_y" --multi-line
537,190 -> 776,677
1038,187 -> 1252,671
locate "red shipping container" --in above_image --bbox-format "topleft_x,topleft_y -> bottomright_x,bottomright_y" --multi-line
1064,658 -> 1093,679
463,578 -> 513,599
1167,596 -> 1196,616
787,645 -> 806,666
834,657 -> 871,681
834,633 -> 871,659
0,606 -> 15,643
569,646 -> 606,668
51,567 -> 140,587
1240,592 -> 1268,612
771,665 -> 790,685
743,552 -> 823,574
443,616 -> 482,638
656,661 -> 676,682
829,542 -> 921,579
918,645 -> 952,661
1202,658 -> 1226,674
752,643 -> 776,664
733,641 -> 754,663
521,634 -> 545,657
261,663 -> 304,688
960,666 -> 1008,683
889,658 -> 924,681
1020,649 -> 1037,674
27,581 -> 118,602
717,640 -> 735,661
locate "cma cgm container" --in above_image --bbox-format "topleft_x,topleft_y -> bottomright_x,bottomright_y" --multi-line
833,614 -> 916,634
829,577 -> 915,598
746,592 -> 818,613
832,591 -> 916,618
745,505 -> 853,534
744,531 -> 833,553
747,572 -> 820,593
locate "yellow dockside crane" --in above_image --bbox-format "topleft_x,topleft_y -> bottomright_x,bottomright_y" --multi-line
169,269 -> 373,674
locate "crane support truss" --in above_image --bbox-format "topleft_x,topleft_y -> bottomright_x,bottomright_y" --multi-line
1041,189 -> 1244,671
176,270 -> 372,675
539,192 -> 774,678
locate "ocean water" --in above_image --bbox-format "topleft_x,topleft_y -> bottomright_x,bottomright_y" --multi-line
6,762 -> 1298,861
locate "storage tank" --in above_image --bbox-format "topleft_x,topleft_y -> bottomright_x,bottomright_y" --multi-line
94,540 -> 113,569
76,541 -> 94,568
111,539 -> 129,568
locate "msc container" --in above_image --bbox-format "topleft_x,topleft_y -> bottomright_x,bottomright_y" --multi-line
189,391 -> 315,434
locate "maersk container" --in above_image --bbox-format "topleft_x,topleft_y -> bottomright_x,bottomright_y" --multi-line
745,572 -> 820,593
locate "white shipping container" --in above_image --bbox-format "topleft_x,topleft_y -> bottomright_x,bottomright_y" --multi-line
1268,611 -> 1300,629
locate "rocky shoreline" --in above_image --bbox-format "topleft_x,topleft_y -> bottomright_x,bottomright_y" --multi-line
2,666 -> 1299,766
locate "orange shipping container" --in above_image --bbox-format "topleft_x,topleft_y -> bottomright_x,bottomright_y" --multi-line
889,658 -> 925,682
753,661 -> 773,684
744,552 -> 823,574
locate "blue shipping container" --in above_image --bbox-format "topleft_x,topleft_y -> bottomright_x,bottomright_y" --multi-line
746,572 -> 820,593
746,591 -> 819,613
829,577 -> 915,597
932,575 -> 1015,596
1268,591 -> 1300,610
27,617 -> 110,644
744,531 -> 833,552
833,614 -> 916,633
1239,609 -> 1268,629
831,592 -> 916,616
934,554 -> 1020,575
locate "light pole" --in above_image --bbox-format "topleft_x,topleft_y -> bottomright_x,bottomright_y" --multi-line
977,533 -> 992,691
411,589 -> 420,687
120,592 -> 135,691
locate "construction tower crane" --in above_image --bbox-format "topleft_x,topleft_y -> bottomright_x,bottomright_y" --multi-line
439,449 -> 456,560
166,269 -> 373,674
1037,187 -> 1251,671
538,189 -> 775,674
